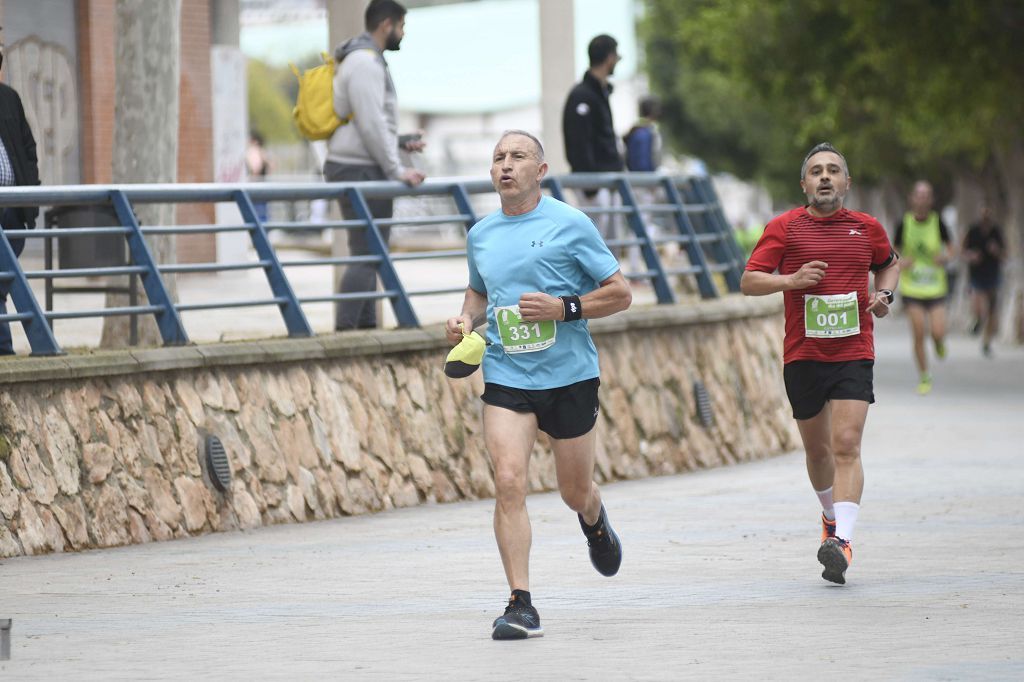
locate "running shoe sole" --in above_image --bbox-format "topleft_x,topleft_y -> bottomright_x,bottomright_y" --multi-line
491,619 -> 544,640
817,541 -> 849,585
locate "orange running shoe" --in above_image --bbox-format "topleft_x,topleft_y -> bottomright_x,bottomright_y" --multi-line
820,513 -> 837,543
817,537 -> 853,584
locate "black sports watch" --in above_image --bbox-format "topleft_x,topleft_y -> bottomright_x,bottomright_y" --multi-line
877,289 -> 894,304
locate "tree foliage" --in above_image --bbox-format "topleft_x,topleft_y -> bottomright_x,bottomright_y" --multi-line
642,0 -> 1024,340
641,0 -> 1024,202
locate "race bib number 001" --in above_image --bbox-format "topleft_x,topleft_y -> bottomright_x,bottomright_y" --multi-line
804,292 -> 860,338
495,305 -> 556,353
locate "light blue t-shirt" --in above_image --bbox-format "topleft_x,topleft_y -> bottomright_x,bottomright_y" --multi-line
467,196 -> 620,390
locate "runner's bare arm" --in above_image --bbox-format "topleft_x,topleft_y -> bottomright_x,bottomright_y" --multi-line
445,287 -> 487,344
867,260 -> 900,318
741,261 -> 828,295
518,271 -> 631,322
578,271 -> 632,320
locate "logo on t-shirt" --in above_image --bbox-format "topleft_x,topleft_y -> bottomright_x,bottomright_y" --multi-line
849,229 -> 862,236
531,240 -> 544,247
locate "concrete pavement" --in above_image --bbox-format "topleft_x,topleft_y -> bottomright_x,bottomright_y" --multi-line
1,319 -> 1022,680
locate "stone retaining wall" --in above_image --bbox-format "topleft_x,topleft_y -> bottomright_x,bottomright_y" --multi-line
0,296 -> 795,558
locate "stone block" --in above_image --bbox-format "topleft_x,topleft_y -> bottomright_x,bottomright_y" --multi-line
83,443 -> 116,483
285,484 -> 306,521
230,482 -> 262,529
174,377 -> 206,426
144,468 -> 182,529
87,483 -> 131,548
174,477 -> 208,532
41,407 -> 81,496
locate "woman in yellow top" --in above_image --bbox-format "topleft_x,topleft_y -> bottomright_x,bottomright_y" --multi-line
894,181 -> 954,395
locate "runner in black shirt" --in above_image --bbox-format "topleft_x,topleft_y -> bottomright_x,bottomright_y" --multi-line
962,206 -> 1005,356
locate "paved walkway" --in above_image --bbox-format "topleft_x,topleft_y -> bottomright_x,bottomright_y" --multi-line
2,316 -> 1023,679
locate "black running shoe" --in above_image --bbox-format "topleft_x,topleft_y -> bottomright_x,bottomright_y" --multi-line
491,591 -> 543,640
579,505 -> 622,577
817,537 -> 853,585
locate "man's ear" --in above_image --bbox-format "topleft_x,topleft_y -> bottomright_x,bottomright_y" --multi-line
537,161 -> 549,181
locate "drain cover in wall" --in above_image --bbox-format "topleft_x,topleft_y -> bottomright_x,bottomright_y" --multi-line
205,435 -> 232,492
693,380 -> 714,429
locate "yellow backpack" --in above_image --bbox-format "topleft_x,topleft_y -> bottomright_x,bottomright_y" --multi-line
290,52 -> 349,140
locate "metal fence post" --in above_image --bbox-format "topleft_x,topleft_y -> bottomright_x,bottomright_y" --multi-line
109,190 -> 190,346
0,232 -> 63,355
541,177 -> 568,202
661,178 -> 719,299
448,183 -> 479,233
616,177 -> 676,304
690,176 -> 744,291
345,187 -> 419,328
234,190 -> 314,337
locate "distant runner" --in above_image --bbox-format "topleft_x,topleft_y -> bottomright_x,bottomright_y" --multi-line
894,181 -> 953,394
962,205 -> 1005,357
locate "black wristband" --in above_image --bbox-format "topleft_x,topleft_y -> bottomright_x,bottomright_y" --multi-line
560,295 -> 583,321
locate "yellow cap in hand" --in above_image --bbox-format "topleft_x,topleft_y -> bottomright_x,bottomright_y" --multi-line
444,331 -> 486,378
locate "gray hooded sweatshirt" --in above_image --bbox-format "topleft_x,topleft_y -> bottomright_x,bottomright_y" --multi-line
326,33 -> 404,180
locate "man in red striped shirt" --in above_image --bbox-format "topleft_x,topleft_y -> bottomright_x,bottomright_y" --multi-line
741,142 -> 900,584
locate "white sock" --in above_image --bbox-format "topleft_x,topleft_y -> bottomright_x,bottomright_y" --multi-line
815,487 -> 835,521
833,501 -> 860,542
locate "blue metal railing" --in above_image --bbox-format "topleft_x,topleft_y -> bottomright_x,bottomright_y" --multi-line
0,173 -> 744,356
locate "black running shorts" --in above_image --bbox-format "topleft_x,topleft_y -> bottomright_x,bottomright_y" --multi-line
481,378 -> 601,439
783,360 -> 874,420
902,295 -> 946,310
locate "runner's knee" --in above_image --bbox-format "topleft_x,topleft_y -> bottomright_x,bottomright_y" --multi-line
805,446 -> 832,463
493,466 -> 528,507
832,432 -> 862,462
558,480 -> 592,513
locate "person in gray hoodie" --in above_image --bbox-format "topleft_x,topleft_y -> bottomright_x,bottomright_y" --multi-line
325,0 -> 425,330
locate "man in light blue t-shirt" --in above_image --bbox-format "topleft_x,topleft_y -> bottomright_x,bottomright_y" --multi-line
445,130 -> 632,640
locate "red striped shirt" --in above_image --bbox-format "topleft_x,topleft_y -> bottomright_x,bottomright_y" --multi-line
746,207 -> 893,364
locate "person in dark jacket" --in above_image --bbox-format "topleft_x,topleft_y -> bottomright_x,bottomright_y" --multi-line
562,34 -> 623,243
0,46 -> 41,355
